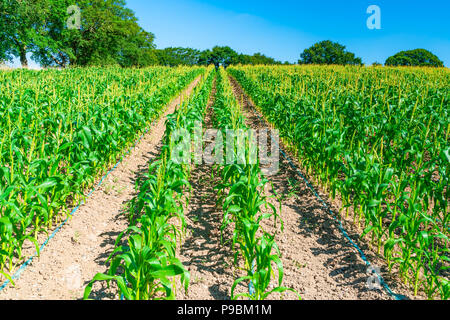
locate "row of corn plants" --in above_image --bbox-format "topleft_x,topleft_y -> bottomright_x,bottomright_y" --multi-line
212,67 -> 299,300
83,67 -> 216,300
0,66 -> 204,281
228,65 -> 449,299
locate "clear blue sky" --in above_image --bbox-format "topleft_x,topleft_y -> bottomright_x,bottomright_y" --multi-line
127,0 -> 450,66
10,0 -> 450,67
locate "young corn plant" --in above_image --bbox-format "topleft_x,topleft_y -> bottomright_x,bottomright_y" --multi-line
212,68 -> 299,300
0,66 -> 204,281
228,65 -> 449,300
83,67 -> 216,300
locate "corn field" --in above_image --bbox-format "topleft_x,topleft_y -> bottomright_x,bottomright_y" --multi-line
84,67 -> 216,299
212,68 -> 298,300
0,66 -> 204,279
228,65 -> 449,299
0,65 -> 448,300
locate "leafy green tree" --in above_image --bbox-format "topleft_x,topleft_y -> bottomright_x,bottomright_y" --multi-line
0,1 -> 12,62
155,47 -> 201,66
197,49 -> 212,66
1,0 -> 157,68
29,0 -> 79,67
0,0 -> 48,67
234,52 -> 281,65
251,52 -> 281,65
0,0 -> 286,70
57,0 -> 155,67
385,49 -> 444,67
209,46 -> 238,68
299,40 -> 362,66
117,29 -> 158,68
235,54 -> 251,65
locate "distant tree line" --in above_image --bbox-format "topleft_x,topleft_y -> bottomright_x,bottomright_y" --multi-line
385,49 -> 444,67
154,46 -> 288,68
0,0 -> 160,68
298,40 -> 363,66
0,0 -> 286,68
297,41 -> 444,67
0,1 -> 445,68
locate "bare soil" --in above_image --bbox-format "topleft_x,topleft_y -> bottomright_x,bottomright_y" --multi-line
0,76 -> 202,300
176,79 -> 246,300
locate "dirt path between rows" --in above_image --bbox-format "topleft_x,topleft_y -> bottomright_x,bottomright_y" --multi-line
0,76 -> 202,300
227,75 -> 417,300
176,79 -> 241,300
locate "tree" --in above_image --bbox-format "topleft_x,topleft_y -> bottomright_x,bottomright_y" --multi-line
0,1 -> 12,62
157,47 -> 282,67
234,52 -> 281,65
1,0 -> 157,68
54,0 -> 156,67
299,40 -> 362,66
117,29 -> 158,68
197,49 -> 212,66
0,1 -> 284,70
0,0 -> 49,67
29,0 -> 80,68
208,46 -> 238,69
251,52 -> 281,65
155,47 -> 201,66
385,49 -> 444,67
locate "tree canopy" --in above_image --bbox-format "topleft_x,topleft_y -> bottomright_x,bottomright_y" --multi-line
38,0 -> 157,67
155,47 -> 202,66
208,46 -> 239,69
1,0 -> 157,67
2,2 -> 443,69
0,0 -> 282,69
298,40 -> 362,66
385,49 -> 444,67
234,52 -> 282,65
152,46 -> 283,68
0,0 -> 48,67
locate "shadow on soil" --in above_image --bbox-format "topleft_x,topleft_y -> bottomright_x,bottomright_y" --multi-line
83,140 -> 165,300
228,75 -> 410,300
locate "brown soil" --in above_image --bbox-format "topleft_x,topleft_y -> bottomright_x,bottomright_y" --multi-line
0,76 -> 202,300
227,75 -> 420,300
176,79 -> 246,300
